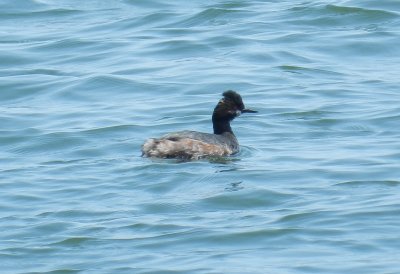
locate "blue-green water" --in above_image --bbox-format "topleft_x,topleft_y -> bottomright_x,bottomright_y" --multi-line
1,0 -> 400,273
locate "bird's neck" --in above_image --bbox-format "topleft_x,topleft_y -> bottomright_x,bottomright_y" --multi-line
212,117 -> 233,135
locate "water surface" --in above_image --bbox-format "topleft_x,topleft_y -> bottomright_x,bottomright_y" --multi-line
1,0 -> 400,273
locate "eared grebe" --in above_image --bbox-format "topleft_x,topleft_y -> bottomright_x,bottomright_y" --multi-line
141,90 -> 257,160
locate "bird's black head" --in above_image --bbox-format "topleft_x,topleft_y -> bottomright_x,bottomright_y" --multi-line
212,90 -> 257,134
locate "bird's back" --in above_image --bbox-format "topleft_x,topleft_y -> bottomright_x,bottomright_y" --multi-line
141,130 -> 238,159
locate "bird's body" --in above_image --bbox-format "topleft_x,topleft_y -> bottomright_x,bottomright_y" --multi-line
142,130 -> 238,159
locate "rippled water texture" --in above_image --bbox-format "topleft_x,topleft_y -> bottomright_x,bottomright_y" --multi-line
1,0 -> 400,273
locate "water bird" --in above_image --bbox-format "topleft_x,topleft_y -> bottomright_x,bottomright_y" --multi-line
142,90 -> 257,160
